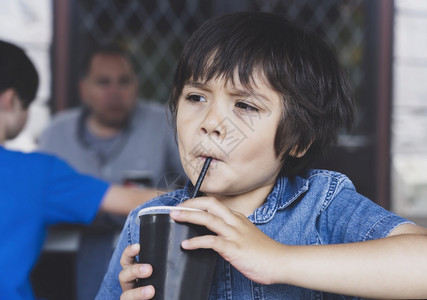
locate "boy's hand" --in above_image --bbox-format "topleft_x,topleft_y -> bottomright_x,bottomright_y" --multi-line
171,196 -> 286,285
119,244 -> 155,300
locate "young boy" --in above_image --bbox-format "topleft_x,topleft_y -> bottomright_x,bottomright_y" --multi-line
97,12 -> 427,299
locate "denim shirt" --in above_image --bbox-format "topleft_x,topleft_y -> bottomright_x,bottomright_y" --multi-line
97,169 -> 410,299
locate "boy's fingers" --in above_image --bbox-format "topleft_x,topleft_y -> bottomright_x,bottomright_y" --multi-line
179,196 -> 227,215
120,285 -> 155,300
119,264 -> 153,291
171,207 -> 233,237
177,197 -> 240,225
121,244 -> 140,268
181,234 -> 224,252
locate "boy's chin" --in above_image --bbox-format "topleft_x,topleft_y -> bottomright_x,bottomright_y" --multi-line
196,185 -> 217,196
198,185 -> 229,197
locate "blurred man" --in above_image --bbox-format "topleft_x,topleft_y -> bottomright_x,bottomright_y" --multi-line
0,40 -> 156,300
39,45 -> 183,184
38,45 -> 184,299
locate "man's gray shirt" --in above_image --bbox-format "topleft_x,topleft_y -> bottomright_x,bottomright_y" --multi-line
37,100 -> 186,299
38,101 -> 185,187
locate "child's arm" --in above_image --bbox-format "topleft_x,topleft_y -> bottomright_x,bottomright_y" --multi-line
100,185 -> 159,215
273,225 -> 427,298
171,196 -> 427,299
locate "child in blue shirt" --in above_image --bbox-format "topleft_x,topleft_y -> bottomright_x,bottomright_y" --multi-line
0,40 -> 157,300
97,12 -> 427,299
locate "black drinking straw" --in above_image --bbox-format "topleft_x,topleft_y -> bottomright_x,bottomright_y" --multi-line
190,157 -> 213,198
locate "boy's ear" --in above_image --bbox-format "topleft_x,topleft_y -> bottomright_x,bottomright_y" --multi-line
0,88 -> 16,110
289,143 -> 312,158
289,149 -> 306,158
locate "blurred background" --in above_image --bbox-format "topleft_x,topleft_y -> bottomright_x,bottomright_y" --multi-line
1,0 -> 426,299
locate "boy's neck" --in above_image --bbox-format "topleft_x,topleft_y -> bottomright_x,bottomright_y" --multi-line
209,182 -> 275,217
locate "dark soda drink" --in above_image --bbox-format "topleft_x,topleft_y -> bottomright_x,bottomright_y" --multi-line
137,206 -> 217,300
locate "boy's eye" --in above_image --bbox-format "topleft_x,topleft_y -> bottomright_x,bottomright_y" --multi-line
185,94 -> 207,102
235,101 -> 258,112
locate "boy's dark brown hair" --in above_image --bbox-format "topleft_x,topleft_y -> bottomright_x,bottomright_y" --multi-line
0,40 -> 39,109
168,11 -> 354,177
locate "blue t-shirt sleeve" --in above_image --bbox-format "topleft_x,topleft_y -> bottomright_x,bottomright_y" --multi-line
43,155 -> 110,224
318,181 -> 412,244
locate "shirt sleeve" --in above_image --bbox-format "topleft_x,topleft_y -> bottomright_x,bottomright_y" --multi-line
43,155 -> 110,225
317,180 -> 412,244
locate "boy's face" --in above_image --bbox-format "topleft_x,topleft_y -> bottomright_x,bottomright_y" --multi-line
176,72 -> 284,200
8,96 -> 27,140
0,90 -> 28,142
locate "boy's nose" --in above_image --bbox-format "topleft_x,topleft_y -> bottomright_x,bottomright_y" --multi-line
199,105 -> 225,138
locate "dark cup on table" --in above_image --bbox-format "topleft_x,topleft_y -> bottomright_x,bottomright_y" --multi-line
137,206 -> 217,300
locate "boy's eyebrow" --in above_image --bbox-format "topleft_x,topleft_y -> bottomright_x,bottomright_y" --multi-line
185,80 -> 272,103
229,88 -> 273,105
183,81 -> 210,90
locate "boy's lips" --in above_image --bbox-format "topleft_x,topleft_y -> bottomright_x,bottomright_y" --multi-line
198,154 -> 221,163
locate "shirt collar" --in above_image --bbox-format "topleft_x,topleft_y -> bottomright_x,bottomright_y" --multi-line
249,175 -> 309,224
178,181 -> 194,203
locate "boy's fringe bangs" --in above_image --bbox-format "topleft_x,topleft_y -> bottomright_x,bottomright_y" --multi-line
185,44 -> 268,93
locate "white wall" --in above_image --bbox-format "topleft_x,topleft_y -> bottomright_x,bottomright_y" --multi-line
0,0 -> 52,151
392,0 -> 427,217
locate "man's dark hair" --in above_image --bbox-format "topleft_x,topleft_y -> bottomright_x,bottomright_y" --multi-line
80,44 -> 135,78
0,40 -> 39,109
168,11 -> 354,177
